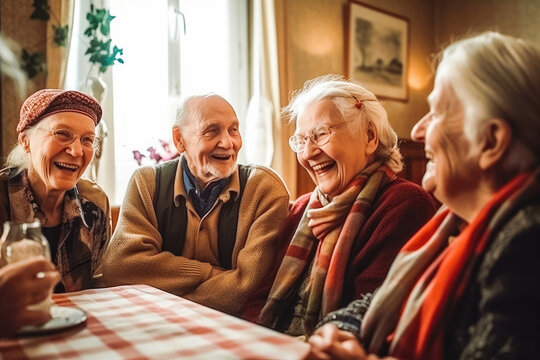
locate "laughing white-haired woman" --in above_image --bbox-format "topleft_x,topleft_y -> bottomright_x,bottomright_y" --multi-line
243,75 -> 436,337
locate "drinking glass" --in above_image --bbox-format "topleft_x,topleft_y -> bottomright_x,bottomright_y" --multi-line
0,220 -> 53,312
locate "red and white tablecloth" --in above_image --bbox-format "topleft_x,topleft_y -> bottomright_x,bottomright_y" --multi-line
0,285 -> 309,359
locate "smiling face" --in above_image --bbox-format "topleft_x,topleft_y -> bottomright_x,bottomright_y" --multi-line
173,96 -> 242,188
22,112 -> 96,195
411,75 -> 482,213
295,99 -> 377,200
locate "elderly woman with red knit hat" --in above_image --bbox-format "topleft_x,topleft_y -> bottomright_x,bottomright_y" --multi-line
0,89 -> 111,295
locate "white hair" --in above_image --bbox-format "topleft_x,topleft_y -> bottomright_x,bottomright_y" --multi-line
174,93 -> 223,128
284,74 -> 403,173
4,127 -> 37,171
437,32 -> 540,172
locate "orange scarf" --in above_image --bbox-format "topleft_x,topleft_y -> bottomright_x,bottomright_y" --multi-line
361,171 -> 535,359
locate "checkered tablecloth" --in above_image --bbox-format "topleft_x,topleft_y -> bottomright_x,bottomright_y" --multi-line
0,285 -> 309,359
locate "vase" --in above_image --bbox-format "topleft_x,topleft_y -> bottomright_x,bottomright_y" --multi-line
80,75 -> 108,182
82,75 -> 107,103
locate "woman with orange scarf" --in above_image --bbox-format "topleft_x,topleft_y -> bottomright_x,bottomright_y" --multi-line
305,32 -> 540,360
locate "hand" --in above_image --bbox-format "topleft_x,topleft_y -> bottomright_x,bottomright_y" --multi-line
0,257 -> 59,337
304,324 -> 367,360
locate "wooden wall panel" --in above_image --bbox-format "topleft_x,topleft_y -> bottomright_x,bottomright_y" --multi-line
398,138 -> 426,186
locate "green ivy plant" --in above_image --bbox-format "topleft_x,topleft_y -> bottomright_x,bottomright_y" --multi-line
84,5 -> 124,73
21,49 -> 46,79
53,24 -> 69,47
22,0 -> 69,78
21,1 -> 124,79
30,0 -> 50,21
30,0 -> 68,46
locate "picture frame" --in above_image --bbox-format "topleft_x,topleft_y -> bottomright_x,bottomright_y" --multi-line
347,1 -> 409,101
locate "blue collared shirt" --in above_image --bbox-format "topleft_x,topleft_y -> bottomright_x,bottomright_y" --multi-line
181,156 -> 229,217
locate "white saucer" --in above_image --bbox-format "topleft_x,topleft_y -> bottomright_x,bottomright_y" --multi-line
17,306 -> 87,336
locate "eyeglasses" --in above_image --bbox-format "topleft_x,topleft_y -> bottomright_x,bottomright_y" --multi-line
36,128 -> 97,150
289,120 -> 352,153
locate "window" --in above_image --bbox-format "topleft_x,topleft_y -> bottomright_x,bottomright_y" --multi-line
67,0 -> 248,204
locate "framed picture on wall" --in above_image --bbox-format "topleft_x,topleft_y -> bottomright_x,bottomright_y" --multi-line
347,1 -> 409,101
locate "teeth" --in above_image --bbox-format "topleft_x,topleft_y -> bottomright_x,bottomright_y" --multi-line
56,162 -> 79,170
312,161 -> 332,171
212,154 -> 231,159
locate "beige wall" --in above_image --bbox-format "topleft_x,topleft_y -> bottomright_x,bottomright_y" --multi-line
279,0 -> 540,197
280,0 -> 435,195
282,0 -> 435,139
435,0 -> 540,47
0,0 -> 46,159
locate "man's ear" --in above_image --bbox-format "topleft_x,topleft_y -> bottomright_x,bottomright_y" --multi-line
365,122 -> 379,156
478,118 -> 512,170
172,125 -> 185,154
18,132 -> 30,152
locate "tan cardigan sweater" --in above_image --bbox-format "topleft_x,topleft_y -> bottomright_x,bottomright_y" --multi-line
101,162 -> 289,316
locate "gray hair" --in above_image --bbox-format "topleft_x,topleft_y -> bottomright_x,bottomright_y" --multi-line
283,74 -> 403,173
174,93 -> 222,128
437,32 -> 540,172
4,127 -> 37,171
5,144 -> 27,170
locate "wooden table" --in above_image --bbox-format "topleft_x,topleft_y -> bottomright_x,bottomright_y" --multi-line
0,285 -> 309,359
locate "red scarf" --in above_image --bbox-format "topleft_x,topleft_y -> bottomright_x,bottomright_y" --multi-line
361,171 -> 535,359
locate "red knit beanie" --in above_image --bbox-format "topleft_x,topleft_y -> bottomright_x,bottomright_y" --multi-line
17,89 -> 102,133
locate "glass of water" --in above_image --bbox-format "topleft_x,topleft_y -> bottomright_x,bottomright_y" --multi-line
0,219 -> 53,312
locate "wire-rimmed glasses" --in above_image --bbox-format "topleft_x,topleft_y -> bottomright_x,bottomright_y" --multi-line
289,120 -> 352,153
36,128 -> 98,150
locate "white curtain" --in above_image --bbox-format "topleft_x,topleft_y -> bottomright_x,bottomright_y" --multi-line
65,0 -> 116,201
247,0 -> 296,195
245,0 -> 279,166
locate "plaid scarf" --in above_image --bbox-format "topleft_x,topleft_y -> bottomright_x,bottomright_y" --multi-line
259,162 -> 395,333
361,169 -> 538,359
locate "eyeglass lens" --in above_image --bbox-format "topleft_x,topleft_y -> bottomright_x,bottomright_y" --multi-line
289,126 -> 331,152
52,129 -> 96,148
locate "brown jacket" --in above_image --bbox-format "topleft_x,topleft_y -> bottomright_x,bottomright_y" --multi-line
101,161 -> 290,316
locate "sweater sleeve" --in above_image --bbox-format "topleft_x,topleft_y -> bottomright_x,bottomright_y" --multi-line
344,180 -> 437,302
183,166 -> 290,315
316,293 -> 374,340
101,166 -> 216,295
455,209 -> 540,360
240,193 -> 311,322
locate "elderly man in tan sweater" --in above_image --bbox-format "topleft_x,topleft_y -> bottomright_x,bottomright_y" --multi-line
101,94 -> 289,316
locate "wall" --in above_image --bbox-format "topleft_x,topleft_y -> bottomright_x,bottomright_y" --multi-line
279,0 -> 435,196
435,0 -> 540,47
0,0 -> 47,158
279,0 -> 540,197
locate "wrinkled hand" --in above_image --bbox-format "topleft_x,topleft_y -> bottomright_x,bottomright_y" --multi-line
0,257 -> 59,337
303,324 -> 367,360
303,324 -> 399,360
